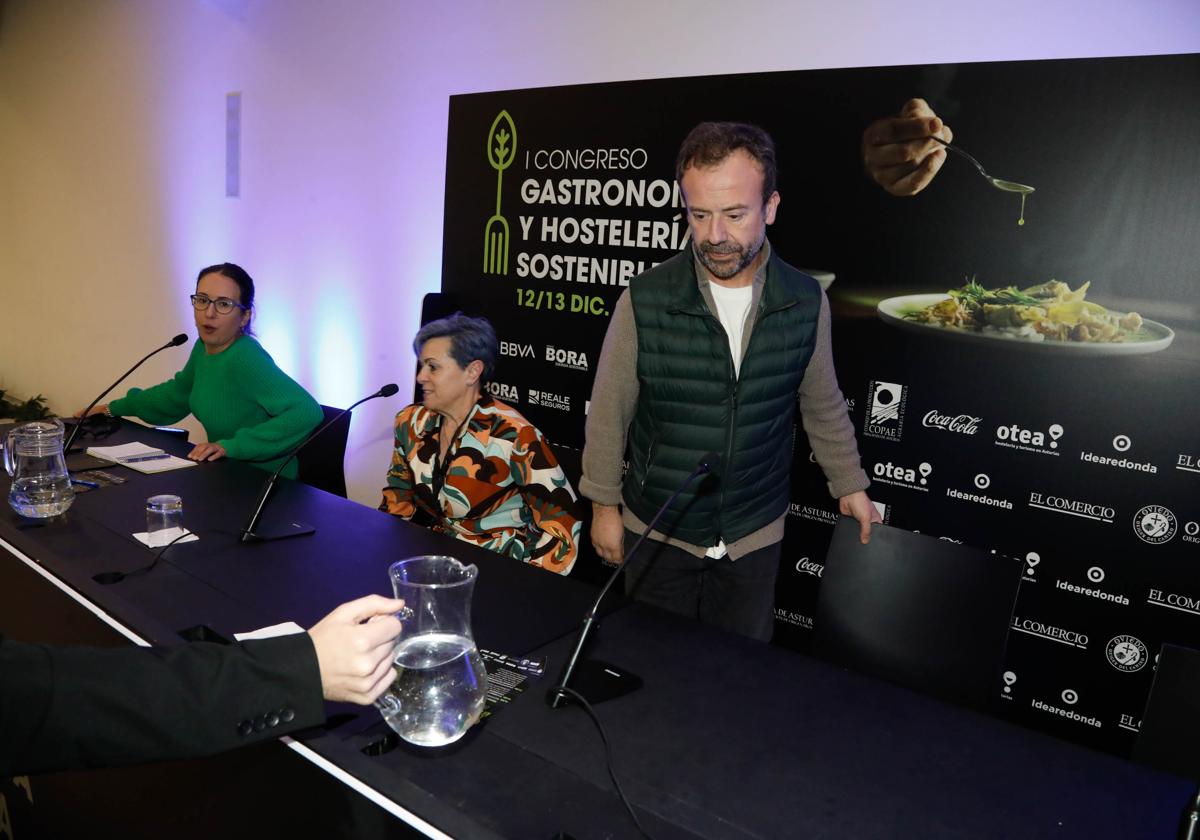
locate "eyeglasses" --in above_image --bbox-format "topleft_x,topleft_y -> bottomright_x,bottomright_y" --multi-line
190,294 -> 247,315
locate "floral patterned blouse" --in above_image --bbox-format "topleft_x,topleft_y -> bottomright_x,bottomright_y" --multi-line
380,395 -> 580,574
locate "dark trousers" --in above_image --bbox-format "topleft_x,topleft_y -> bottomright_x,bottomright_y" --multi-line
622,529 -> 780,641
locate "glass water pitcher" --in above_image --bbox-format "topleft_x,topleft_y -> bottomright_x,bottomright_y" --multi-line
375,555 -> 488,747
4,418 -> 74,518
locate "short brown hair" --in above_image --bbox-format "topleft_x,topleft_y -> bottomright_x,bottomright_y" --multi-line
675,122 -> 777,205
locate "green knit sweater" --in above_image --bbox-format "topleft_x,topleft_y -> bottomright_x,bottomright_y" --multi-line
109,336 -> 322,478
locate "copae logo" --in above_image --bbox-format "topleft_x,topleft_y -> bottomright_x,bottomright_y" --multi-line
994,422 -> 1063,456
863,381 -> 906,441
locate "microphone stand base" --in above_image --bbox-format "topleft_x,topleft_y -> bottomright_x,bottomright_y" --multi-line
547,659 -> 643,708
239,521 -> 316,543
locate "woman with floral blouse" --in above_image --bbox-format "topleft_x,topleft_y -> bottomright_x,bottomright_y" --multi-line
380,313 -> 580,574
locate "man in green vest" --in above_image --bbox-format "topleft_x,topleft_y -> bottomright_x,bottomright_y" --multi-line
580,121 -> 881,641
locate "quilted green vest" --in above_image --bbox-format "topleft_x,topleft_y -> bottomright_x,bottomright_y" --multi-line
622,250 -> 821,546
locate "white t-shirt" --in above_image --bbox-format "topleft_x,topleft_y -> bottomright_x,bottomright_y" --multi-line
708,280 -> 754,377
705,280 -> 755,559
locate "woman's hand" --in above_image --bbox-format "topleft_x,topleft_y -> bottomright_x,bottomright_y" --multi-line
73,404 -> 110,419
188,442 -> 227,462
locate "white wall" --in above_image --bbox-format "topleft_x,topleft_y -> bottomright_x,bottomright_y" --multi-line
1,0 -> 1196,505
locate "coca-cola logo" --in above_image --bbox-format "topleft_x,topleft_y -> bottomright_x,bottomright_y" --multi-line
923,410 -> 981,435
795,557 -> 824,578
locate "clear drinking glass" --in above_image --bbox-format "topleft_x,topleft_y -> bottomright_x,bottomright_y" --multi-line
145,494 -> 184,545
375,555 -> 488,747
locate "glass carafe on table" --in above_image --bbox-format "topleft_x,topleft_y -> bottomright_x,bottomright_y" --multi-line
3,418 -> 74,518
375,555 -> 488,747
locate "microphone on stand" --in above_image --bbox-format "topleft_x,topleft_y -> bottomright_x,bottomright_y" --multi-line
1180,784 -> 1200,840
547,450 -> 721,709
238,383 -> 400,543
64,334 -> 190,458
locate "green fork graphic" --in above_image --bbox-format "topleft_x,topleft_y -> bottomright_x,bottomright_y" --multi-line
483,110 -> 517,275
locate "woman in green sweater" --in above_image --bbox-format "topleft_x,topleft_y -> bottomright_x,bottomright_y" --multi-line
78,264 -> 322,478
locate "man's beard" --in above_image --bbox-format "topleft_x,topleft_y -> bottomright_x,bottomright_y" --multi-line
695,232 -> 765,280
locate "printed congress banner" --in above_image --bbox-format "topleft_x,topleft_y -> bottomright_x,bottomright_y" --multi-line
440,54 -> 1200,755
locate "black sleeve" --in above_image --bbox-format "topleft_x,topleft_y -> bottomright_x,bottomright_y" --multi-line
0,632 -> 325,776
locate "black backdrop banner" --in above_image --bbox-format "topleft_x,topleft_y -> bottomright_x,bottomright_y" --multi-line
440,53 -> 1200,756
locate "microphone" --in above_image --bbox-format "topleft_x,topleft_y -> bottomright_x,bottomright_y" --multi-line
238,383 -> 400,543
547,451 -> 720,709
64,334 -> 190,457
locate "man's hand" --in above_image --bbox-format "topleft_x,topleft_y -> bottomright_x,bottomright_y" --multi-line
839,490 -> 883,545
73,404 -> 109,418
188,442 -> 227,462
308,595 -> 405,704
862,98 -> 953,197
590,503 -> 625,565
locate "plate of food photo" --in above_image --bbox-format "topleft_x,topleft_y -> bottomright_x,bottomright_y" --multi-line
877,279 -> 1175,355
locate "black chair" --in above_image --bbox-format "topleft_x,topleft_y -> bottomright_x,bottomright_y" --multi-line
813,517 -> 1022,708
297,405 -> 351,498
541,440 -> 609,586
1133,643 -> 1200,779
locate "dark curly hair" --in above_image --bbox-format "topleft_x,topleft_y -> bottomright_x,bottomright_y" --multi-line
675,122 -> 777,205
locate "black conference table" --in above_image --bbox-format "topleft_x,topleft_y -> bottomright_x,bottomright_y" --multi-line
1,421 -> 1192,838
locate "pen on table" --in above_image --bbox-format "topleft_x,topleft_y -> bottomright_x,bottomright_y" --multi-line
120,453 -> 171,463
72,478 -> 101,488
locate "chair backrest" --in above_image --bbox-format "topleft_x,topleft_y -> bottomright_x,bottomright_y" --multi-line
297,405 -> 351,498
415,291 -> 462,402
813,518 -> 1022,708
1133,643 -> 1200,778
540,441 -> 608,586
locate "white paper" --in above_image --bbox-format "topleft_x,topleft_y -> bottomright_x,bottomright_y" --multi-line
132,528 -> 200,548
234,622 -> 306,641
